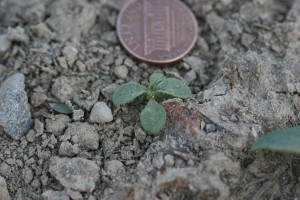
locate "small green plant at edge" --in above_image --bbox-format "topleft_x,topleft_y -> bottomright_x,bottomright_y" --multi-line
112,73 -> 192,134
251,126 -> 300,154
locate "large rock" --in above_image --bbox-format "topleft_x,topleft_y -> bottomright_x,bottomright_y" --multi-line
0,73 -> 33,140
0,176 -> 11,200
196,51 -> 299,150
49,157 -> 99,192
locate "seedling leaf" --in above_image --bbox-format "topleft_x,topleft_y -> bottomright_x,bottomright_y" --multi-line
157,78 -> 192,99
154,92 -> 174,101
140,100 -> 166,134
251,126 -> 300,154
113,83 -> 147,105
49,103 -> 73,114
149,73 -> 165,84
130,93 -> 146,106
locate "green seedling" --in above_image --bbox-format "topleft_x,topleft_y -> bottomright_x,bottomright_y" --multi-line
112,73 -> 192,134
251,126 -> 300,154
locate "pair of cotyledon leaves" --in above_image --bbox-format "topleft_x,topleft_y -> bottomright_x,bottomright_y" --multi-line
112,73 -> 192,134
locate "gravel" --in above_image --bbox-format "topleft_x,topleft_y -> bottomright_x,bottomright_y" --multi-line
1,0 -> 300,199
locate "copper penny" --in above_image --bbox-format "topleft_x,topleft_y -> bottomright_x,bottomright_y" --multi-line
117,0 -> 198,64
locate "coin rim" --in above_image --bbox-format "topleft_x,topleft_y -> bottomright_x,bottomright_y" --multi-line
117,0 -> 198,64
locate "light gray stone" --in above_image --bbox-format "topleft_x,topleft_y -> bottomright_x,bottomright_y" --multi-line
73,109 -> 84,121
152,152 -> 164,169
51,76 -> 75,102
134,126 -> 146,143
31,23 -> 55,39
114,65 -> 128,79
104,160 -> 125,177
59,141 -> 74,156
101,84 -> 117,99
0,73 -> 33,140
184,56 -> 203,68
7,26 -> 29,43
61,122 -> 99,150
164,155 -> 175,166
49,157 -> 99,192
30,92 -> 47,107
0,176 -> 11,200
45,114 -> 71,134
26,129 -> 37,142
205,124 -> 216,132
42,190 -> 70,200
59,141 -> 80,157
76,61 -> 86,72
23,3 -> 45,24
62,46 -> 78,67
0,34 -> 11,53
57,57 -> 68,70
0,162 -> 11,177
184,70 -> 197,84
89,102 -> 113,123
124,58 -> 134,67
23,167 -> 34,184
241,33 -> 256,47
73,90 -> 99,111
101,0 -> 127,10
66,189 -> 83,200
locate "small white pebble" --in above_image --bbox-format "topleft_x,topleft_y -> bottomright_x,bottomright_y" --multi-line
114,65 -> 128,79
89,102 -> 113,123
